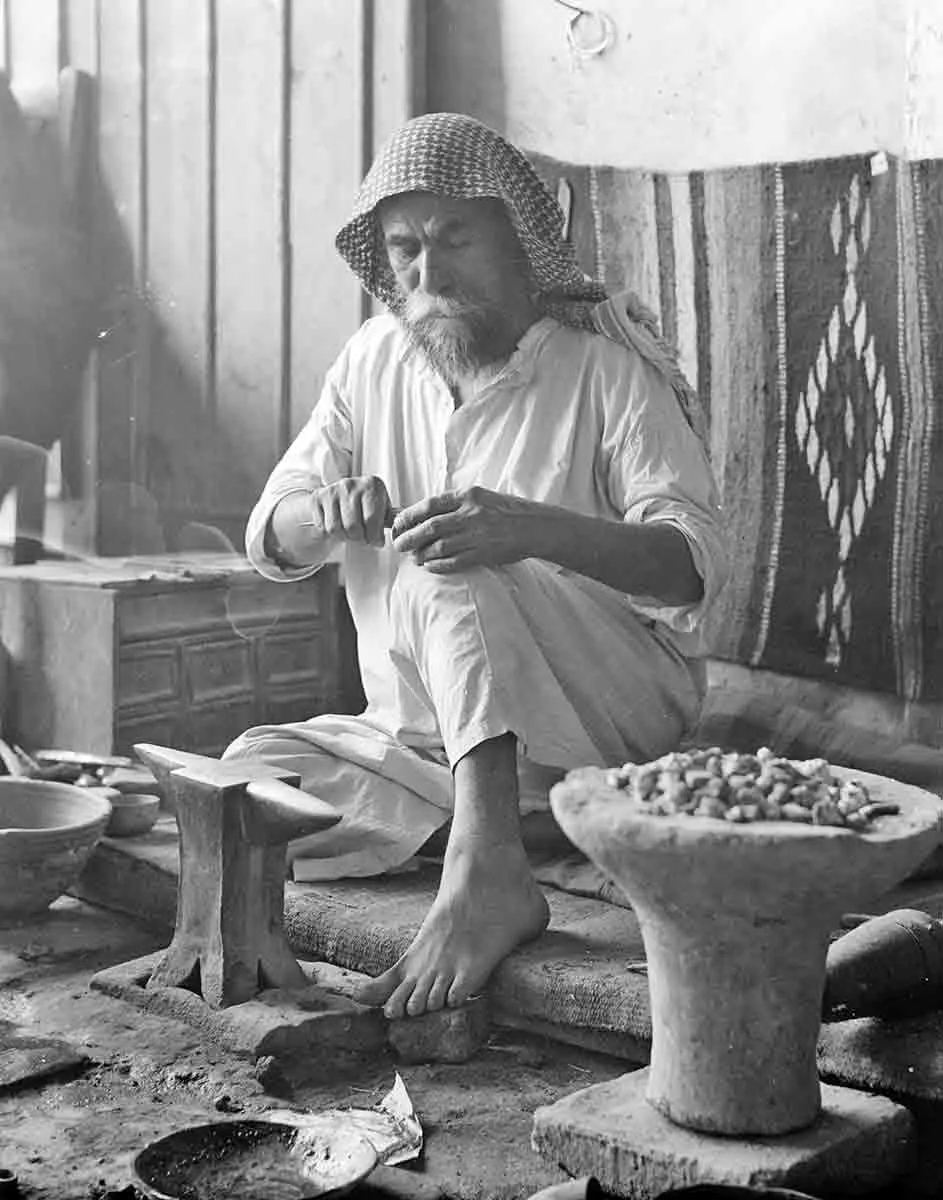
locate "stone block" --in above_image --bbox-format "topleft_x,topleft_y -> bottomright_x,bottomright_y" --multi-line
90,952 -> 386,1064
307,962 -> 492,1064
92,953 -> 491,1066
386,995 -> 491,1064
531,1067 -> 915,1198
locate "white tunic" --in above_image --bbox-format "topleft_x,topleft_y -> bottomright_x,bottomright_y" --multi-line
227,314 -> 729,879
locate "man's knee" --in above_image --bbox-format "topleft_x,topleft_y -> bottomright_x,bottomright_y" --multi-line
389,557 -> 536,613
388,559 -> 567,657
390,558 -> 501,625
388,556 -> 446,615
388,560 -> 515,672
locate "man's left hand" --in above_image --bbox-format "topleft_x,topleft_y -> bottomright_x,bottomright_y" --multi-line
391,487 -> 538,572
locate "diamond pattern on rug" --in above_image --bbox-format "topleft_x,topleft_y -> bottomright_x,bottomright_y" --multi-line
528,151 -> 941,699
793,170 -> 895,669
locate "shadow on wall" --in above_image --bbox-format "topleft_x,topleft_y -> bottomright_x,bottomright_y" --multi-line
79,68 -> 256,555
0,73 -> 98,487
0,68 -> 253,560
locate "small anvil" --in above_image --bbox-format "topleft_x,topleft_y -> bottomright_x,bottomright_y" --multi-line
134,743 -> 340,1009
91,744 -> 490,1067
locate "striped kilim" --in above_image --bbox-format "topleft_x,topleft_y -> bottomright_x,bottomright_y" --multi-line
529,150 -> 943,700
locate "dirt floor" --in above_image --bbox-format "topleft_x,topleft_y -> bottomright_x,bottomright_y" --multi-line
0,897 -> 629,1200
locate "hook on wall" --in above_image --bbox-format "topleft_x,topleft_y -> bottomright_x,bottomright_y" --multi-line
552,0 -> 616,58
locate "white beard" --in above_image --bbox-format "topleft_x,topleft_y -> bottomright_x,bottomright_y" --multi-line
400,292 -> 514,386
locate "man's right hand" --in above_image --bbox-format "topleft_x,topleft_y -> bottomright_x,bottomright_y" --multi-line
308,476 -> 396,548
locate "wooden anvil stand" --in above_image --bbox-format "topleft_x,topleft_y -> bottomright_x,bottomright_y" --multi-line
91,745 -> 489,1071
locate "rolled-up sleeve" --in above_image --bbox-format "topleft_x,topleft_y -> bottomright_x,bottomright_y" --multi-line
605,358 -> 730,634
245,355 -> 354,581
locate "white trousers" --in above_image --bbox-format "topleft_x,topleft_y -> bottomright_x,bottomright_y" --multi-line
224,559 -> 704,880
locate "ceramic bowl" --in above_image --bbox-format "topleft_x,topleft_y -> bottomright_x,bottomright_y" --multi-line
0,778 -> 112,917
103,791 -> 161,838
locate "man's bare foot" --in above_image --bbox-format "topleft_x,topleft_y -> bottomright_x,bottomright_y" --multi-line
357,841 -> 549,1018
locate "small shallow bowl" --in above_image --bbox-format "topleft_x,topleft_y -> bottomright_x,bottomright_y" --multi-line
104,791 -> 161,838
133,1119 -> 378,1199
0,778 -> 112,918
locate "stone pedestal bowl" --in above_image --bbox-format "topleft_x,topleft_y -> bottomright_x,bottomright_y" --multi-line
0,778 -> 112,917
550,764 -> 943,1137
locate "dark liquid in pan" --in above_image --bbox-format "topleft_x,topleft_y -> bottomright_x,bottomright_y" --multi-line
139,1123 -> 352,1200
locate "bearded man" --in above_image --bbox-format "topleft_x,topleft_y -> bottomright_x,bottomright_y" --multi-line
225,113 -> 729,1020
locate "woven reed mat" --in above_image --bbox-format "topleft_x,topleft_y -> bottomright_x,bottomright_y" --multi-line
75,812 -> 943,1068
74,829 -> 652,1060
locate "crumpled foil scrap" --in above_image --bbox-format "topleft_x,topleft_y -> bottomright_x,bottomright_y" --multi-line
267,1072 -> 423,1165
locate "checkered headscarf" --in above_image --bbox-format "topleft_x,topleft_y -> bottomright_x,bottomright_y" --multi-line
336,112 -> 708,447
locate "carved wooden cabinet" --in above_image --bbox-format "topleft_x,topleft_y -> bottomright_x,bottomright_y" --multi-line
0,554 -> 343,757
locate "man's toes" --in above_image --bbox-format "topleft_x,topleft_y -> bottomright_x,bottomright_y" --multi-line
424,974 -> 451,1014
384,975 -> 417,1020
405,972 -> 436,1016
446,972 -> 478,1009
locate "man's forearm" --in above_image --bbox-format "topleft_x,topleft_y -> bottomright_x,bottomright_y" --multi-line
526,502 -> 703,606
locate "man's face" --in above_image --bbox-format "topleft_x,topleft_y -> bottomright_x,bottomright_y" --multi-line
378,192 -> 534,382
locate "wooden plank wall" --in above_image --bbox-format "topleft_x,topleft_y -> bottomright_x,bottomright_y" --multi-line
0,0 -> 425,554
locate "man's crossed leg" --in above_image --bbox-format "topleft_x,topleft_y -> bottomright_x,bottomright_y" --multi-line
226,558 -> 702,1016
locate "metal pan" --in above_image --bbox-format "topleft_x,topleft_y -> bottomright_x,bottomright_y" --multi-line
132,1119 -> 378,1200
654,1187 -> 821,1199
